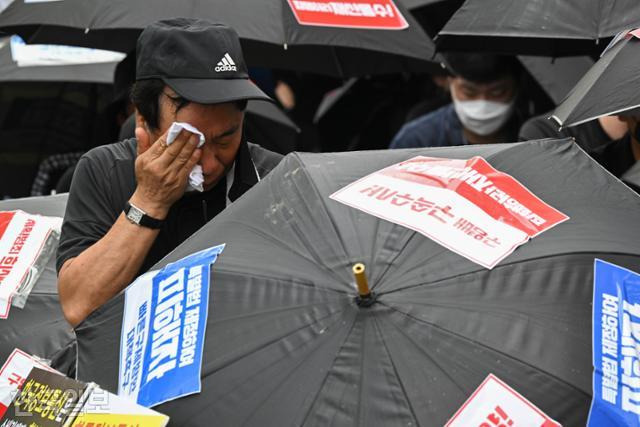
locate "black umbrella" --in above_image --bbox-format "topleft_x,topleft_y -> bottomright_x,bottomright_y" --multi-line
551,31 -> 640,128
402,0 -> 447,8
243,100 -> 300,154
0,0 -> 441,77
407,0 -> 464,39
75,138 -> 640,426
0,194 -> 75,376
0,38 -> 121,198
518,56 -> 593,105
436,0 -> 640,56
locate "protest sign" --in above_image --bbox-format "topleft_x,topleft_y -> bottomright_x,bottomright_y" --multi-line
119,244 -> 225,407
446,374 -> 560,427
0,364 -> 168,427
0,349 -> 59,418
287,0 -> 408,30
1,367 -> 90,427
10,35 -> 124,67
0,210 -> 62,318
70,388 -> 168,427
589,259 -> 640,426
330,156 -> 568,268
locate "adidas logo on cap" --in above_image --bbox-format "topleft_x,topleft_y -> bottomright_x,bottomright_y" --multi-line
215,53 -> 237,72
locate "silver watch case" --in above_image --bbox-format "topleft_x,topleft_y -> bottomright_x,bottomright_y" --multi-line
126,203 -> 145,225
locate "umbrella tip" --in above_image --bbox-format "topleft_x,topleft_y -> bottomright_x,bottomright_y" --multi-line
353,263 -> 376,307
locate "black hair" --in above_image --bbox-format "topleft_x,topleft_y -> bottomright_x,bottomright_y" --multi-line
444,53 -> 522,84
130,78 -> 248,131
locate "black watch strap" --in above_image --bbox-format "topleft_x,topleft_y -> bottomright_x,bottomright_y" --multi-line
124,202 -> 164,229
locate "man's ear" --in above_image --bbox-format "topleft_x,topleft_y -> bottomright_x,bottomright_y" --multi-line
134,110 -> 153,156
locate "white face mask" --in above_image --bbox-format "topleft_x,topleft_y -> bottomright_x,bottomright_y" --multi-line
451,85 -> 515,136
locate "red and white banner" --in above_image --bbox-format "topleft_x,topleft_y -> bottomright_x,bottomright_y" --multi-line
330,156 -> 568,268
446,374 -> 560,427
0,210 -> 62,318
287,0 -> 408,30
0,348 -> 59,417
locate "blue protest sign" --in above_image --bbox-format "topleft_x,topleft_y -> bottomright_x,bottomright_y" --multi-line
589,259 -> 640,426
118,244 -> 225,407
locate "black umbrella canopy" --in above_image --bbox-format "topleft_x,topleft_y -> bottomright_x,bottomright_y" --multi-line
552,32 -> 640,128
0,194 -> 75,376
0,0 -> 441,77
407,0 -> 464,39
75,139 -> 640,426
518,55 -> 593,105
243,101 -> 300,154
437,0 -> 640,56
402,0 -> 449,8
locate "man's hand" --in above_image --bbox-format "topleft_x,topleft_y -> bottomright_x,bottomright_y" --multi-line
57,126 -> 202,327
131,126 -> 202,218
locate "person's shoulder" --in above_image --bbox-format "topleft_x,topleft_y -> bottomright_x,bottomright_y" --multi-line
390,104 -> 455,149
247,142 -> 284,178
405,103 -> 455,130
81,138 -> 137,166
70,139 -> 136,195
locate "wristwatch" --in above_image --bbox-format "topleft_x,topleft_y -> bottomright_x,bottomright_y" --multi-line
123,202 -> 164,229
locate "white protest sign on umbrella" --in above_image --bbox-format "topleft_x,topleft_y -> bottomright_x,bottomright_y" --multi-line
331,156 -> 568,269
0,210 -> 62,318
9,34 -> 125,67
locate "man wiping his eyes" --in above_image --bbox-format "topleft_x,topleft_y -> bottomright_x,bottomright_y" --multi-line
57,18 -> 282,326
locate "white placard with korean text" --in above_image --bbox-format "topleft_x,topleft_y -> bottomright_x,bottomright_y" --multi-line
0,210 -> 62,318
330,156 -> 568,269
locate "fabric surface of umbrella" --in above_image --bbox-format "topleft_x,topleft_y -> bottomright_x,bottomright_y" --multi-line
0,0 -> 441,77
0,194 -> 75,376
408,0 -> 464,38
552,31 -> 640,128
402,0 -> 447,8
437,0 -> 640,55
518,56 -> 593,105
75,139 -> 640,426
243,100 -> 300,154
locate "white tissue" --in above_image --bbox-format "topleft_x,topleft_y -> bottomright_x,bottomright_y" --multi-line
166,122 -> 205,192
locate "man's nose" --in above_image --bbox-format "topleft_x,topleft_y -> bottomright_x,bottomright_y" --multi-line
199,150 -> 220,175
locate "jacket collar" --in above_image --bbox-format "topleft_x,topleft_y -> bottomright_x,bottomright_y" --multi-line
228,140 -> 258,203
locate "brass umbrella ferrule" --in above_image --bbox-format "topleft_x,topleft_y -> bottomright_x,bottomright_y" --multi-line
353,263 -> 371,298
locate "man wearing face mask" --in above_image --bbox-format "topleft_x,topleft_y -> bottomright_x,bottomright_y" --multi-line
389,53 -> 522,149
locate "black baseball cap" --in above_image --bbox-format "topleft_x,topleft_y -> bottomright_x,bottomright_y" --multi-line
136,18 -> 272,104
